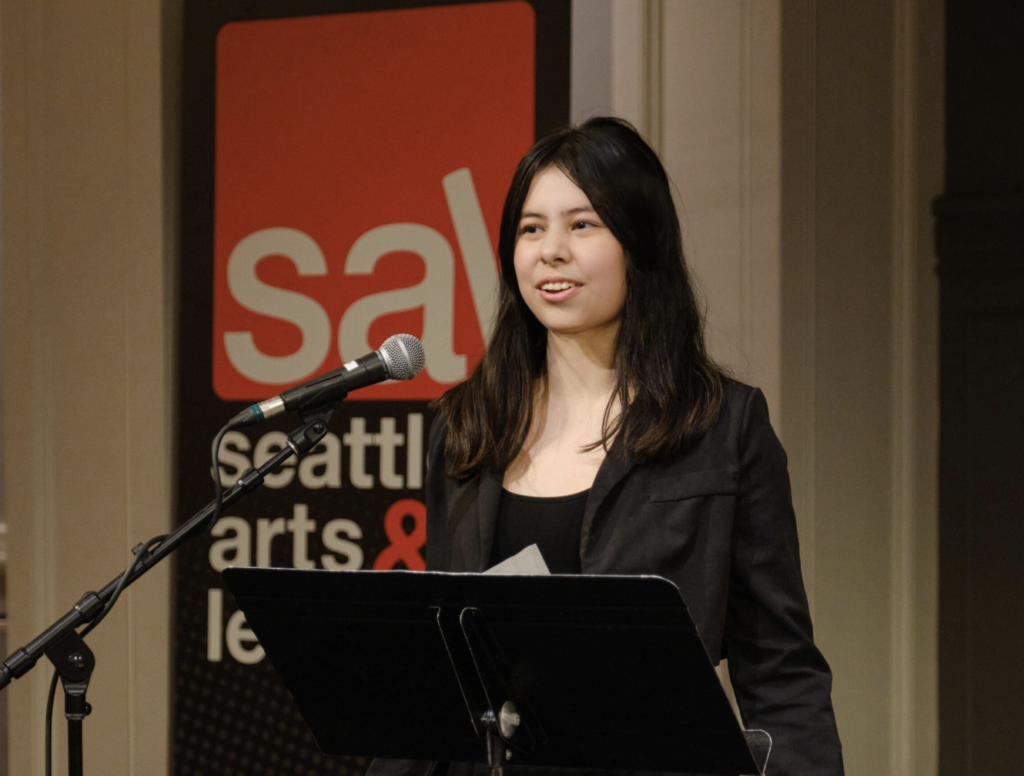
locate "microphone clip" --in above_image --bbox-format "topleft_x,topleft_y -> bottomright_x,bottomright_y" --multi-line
295,405 -> 335,443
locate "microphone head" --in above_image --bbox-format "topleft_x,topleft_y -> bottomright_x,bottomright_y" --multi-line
379,334 -> 426,381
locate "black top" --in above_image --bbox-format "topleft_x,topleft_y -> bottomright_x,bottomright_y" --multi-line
489,488 -> 588,574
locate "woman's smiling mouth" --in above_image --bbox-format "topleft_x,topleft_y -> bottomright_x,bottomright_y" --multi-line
537,279 -> 583,301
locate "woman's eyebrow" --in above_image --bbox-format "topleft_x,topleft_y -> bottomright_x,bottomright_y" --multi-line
519,206 -> 596,220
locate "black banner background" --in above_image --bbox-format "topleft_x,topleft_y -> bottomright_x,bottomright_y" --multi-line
173,2 -> 570,774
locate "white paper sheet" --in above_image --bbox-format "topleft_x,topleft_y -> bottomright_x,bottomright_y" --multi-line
483,544 -> 550,576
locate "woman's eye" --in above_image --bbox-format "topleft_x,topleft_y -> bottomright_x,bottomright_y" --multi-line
519,224 -> 541,235
573,220 -> 596,230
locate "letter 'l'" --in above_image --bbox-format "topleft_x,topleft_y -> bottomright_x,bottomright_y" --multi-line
443,169 -> 499,342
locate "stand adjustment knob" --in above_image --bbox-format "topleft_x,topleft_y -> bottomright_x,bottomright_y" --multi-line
499,701 -> 520,739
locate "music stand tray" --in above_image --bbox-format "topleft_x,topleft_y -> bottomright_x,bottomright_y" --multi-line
222,568 -> 770,775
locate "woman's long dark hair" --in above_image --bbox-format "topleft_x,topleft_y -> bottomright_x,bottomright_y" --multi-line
438,117 -> 725,478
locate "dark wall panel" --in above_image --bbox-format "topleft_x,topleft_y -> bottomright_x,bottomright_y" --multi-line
938,4 -> 1024,772
945,4 -> 1024,192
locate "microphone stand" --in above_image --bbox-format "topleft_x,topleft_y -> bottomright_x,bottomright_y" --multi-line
0,405 -> 337,776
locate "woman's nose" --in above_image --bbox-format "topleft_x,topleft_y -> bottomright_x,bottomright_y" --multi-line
539,230 -> 568,264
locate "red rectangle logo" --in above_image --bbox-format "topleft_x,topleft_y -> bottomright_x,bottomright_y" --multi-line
213,2 -> 535,400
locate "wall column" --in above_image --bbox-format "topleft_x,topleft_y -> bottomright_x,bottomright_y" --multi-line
1,0 -> 178,773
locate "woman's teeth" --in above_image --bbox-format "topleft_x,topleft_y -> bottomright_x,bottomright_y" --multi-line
540,282 -> 577,291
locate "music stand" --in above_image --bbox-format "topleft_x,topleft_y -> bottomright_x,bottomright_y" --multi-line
222,569 -> 770,775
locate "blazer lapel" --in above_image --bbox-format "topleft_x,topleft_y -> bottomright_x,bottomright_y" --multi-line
474,468 -> 503,571
581,436 -> 637,557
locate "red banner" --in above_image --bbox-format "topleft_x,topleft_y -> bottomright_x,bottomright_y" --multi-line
212,2 -> 535,401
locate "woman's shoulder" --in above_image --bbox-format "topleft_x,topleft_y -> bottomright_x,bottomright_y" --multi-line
711,378 -> 789,475
683,378 -> 778,464
718,377 -> 771,428
722,377 -> 759,404
426,404 -> 450,452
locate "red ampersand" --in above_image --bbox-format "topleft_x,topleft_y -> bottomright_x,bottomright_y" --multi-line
373,499 -> 427,570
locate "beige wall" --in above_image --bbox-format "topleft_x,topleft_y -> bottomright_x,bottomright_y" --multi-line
1,0 -> 178,773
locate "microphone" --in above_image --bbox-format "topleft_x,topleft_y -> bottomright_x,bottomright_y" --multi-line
228,333 -> 425,428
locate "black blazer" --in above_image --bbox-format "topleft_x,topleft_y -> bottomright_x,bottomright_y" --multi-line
372,382 -> 844,776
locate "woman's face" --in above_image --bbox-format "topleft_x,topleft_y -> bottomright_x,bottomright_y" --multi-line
513,167 -> 627,340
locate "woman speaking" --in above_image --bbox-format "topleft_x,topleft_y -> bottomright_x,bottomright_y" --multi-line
376,117 -> 843,776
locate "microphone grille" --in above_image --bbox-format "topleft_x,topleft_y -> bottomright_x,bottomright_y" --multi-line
380,334 -> 426,381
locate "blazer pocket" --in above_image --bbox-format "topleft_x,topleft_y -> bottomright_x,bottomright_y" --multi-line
648,468 -> 738,502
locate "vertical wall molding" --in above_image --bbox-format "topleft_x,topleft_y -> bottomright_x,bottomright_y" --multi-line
798,0 -> 817,615
890,1 -> 919,774
642,0 -> 664,152
738,1 -> 754,385
781,0 -> 818,612
611,0 -> 664,150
